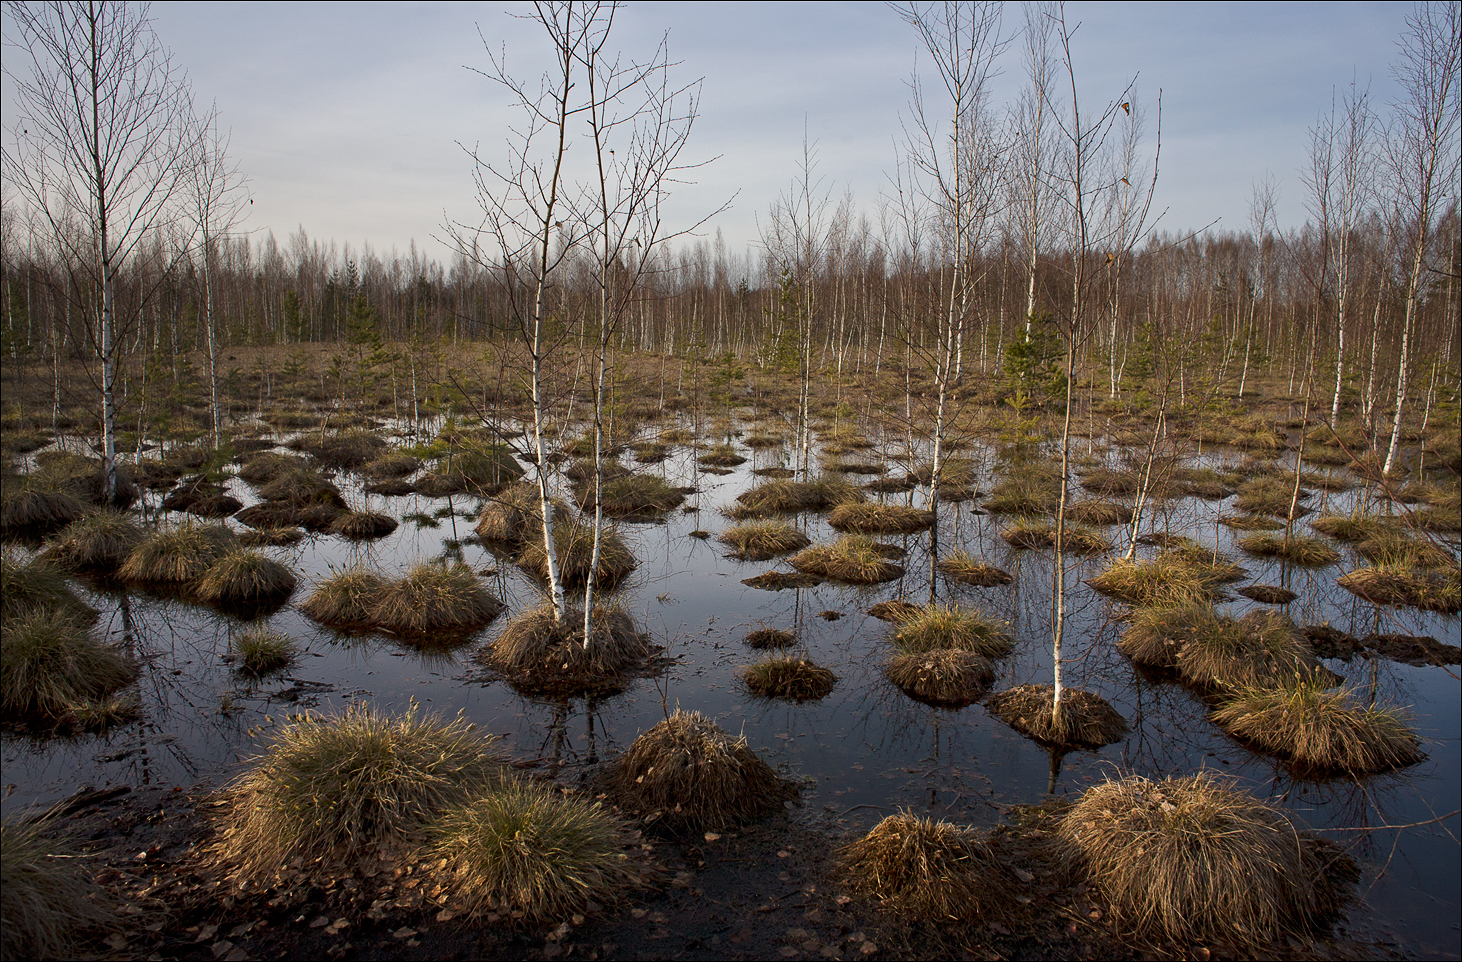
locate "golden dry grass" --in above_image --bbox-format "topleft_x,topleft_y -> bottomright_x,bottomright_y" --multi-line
836,812 -> 1010,922
1176,609 -> 1333,691
194,550 -> 298,607
328,511 -> 399,540
1086,556 -> 1220,608
369,563 -> 503,639
1,817 -> 111,960
1336,566 -> 1461,614
885,650 -> 995,706
984,684 -> 1128,749
118,523 -> 238,584
826,502 -> 935,534
1237,534 -> 1341,567
299,568 -> 392,631
1058,773 -> 1352,947
40,512 -> 144,573
892,603 -> 1012,658
738,656 -> 837,701
234,628 -> 296,677
936,550 -> 1012,587
517,519 -> 636,590
1,610 -> 137,723
790,535 -> 904,584
486,604 -> 652,691
718,519 -> 811,561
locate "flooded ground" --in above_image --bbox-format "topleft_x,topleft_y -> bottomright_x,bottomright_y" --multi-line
3,414 -> 1458,959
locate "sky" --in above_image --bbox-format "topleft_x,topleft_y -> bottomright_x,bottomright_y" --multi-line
6,2 -> 1425,267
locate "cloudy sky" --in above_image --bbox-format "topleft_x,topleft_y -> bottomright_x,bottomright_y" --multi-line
11,2 -> 1423,264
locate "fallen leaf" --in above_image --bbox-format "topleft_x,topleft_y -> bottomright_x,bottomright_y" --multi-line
210,941 -> 234,959
703,832 -> 722,842
860,943 -> 878,955
1013,867 -> 1034,882
392,927 -> 417,939
105,934 -> 128,950
309,916 -> 330,929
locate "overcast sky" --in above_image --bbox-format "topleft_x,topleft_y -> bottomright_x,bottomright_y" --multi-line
9,2 -> 1424,266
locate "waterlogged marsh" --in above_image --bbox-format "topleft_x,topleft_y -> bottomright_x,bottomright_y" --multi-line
3,414 -> 1459,957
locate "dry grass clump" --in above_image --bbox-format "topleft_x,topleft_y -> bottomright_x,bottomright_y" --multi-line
327,511 -> 399,541
745,628 -> 796,649
1,610 -> 137,723
1219,513 -> 1285,531
739,656 -> 837,701
1087,556 -> 1220,608
1,487 -> 88,538
582,472 -> 685,517
790,535 -> 904,584
1237,534 -> 1341,567
427,442 -> 525,495
698,443 -> 746,467
427,780 -> 638,923
0,554 -> 95,624
40,511 -> 143,573
719,519 -> 811,560
1212,681 -> 1424,775
1,817 -> 111,961
209,704 -> 503,884
474,483 -> 550,545
826,502 -> 934,534
237,452 -> 312,484
910,458 -> 976,488
936,550 -> 1011,587
602,710 -> 790,831
1118,605 -> 1214,670
118,523 -> 238,584
836,812 -> 1009,922
729,476 -> 863,519
234,628 -> 296,677
886,650 -> 995,707
185,493 -> 244,519
1177,609 -> 1332,691
1080,467 -> 1140,496
194,550 -> 298,608
517,520 -> 636,590
1337,566 -> 1461,614
299,568 -> 391,631
371,563 -> 503,639
1159,543 -> 1248,584
486,604 -> 652,690
985,685 -> 1128,749
256,468 -> 347,507
361,451 -> 420,479
1355,528 -> 1452,568
296,429 -> 387,469
1066,500 -> 1134,527
1172,466 -> 1233,499
1238,584 -> 1298,604
893,603 -> 1012,658
1000,520 -> 1112,554
743,432 -> 787,449
238,526 -> 304,547
1233,477 -> 1311,518
1058,773 -> 1353,947
982,468 -> 1061,515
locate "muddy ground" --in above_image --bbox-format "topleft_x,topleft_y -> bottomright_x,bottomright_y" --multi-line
24,779 -> 1409,962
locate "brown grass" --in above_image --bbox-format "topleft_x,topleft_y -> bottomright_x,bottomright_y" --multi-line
1,609 -> 137,723
1238,584 -> 1298,604
474,483 -> 551,545
370,563 -> 504,639
1086,556 -> 1220,608
1066,500 -> 1134,527
517,519 -> 636,590
1117,605 -> 1213,670
1211,680 -> 1424,775
238,526 -> 305,547
790,535 -> 904,584
1337,566 -> 1461,614
1058,773 -> 1353,947
40,511 -> 143,573
328,511 -> 399,540
867,599 -> 922,623
984,684 -> 1128,749
602,710 -> 791,832
739,656 -> 837,701
0,554 -> 96,624
718,520 -> 811,560
826,502 -> 934,534
1000,520 -> 1112,554
1237,534 -> 1341,568
892,603 -> 1012,658
118,523 -> 238,584
1,487 -> 88,537
486,604 -> 652,692
1,817 -> 111,960
936,550 -> 1012,587
299,568 -> 392,631
256,468 -> 347,507
885,650 -> 995,707
578,472 -> 685,518
728,476 -> 862,519
194,550 -> 299,607
1176,609 -> 1334,691
744,628 -> 796,649
836,812 -> 1010,922
1355,528 -> 1453,568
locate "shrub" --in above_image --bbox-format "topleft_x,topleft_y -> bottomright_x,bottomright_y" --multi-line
718,520 -> 810,560
790,535 -> 904,584
984,684 -> 1128,749
1211,681 -> 1424,775
885,650 -> 994,707
738,656 -> 837,701
893,603 -> 1012,658
194,550 -> 298,607
837,812 -> 1009,921
1,818 -> 110,960
1058,773 -> 1353,946
428,781 -> 638,923
208,705 -> 503,883
1,610 -> 137,722
119,523 -> 237,584
603,710 -> 790,831
234,628 -> 296,677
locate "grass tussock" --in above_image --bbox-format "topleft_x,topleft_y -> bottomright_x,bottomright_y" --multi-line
474,483 -> 552,545
892,603 -> 1012,658
1,487 -> 88,538
256,468 -> 347,508
209,704 -> 503,883
194,550 -> 298,607
371,563 -> 503,639
579,472 -> 685,518
1059,773 -> 1353,947
238,526 -> 305,547
0,554 -> 96,624
1066,499 -> 1134,527
837,812 -> 1009,922
185,493 -> 243,519
1,610 -> 137,723
936,550 -> 1012,587
517,519 -> 636,590
328,511 -> 399,541
982,463 -> 1062,515
1355,528 -> 1453,568
790,535 -> 904,584
1233,477 -> 1311,519
718,520 -> 810,561
744,628 -> 796,649
885,650 -> 995,707
603,710 -> 791,831
1176,609 -> 1333,691
698,443 -> 746,467
299,568 -> 392,631
234,628 -> 296,677
1,818 -> 111,961
428,781 -> 639,923
296,429 -> 387,470
1086,556 -> 1221,608
1117,606 -> 1213,670
1000,520 -> 1112,554
487,604 -> 652,690
1238,584 -> 1298,604
361,451 -> 421,479
40,512 -> 142,573
1219,513 -> 1285,531
1237,534 -> 1341,567
1337,566 -> 1461,614
1211,680 -> 1424,775
237,452 -> 312,485
119,523 -> 238,584
739,656 -> 837,701
1080,467 -> 1140,496
826,502 -> 934,534
984,684 -> 1128,749
728,476 -> 862,519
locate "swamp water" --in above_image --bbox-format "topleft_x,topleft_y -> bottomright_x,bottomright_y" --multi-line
3,418 -> 1458,958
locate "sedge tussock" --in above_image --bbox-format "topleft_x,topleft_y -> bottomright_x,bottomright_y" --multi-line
369,563 -> 503,639
744,628 -> 796,649
1354,528 -> 1452,568
194,550 -> 298,607
0,553 -> 96,624
826,502 -> 934,535
486,604 -> 652,693
790,535 -> 904,584
892,603 -> 1012,658
1,610 -> 137,723
327,511 -> 399,540
718,520 -> 810,561
1,818 -> 111,960
1211,681 -> 1424,775
603,710 -> 791,832
234,628 -> 296,677
984,684 -> 1127,749
1087,556 -> 1219,609
517,519 -> 636,590
299,568 -> 391,631
40,512 -> 144,573
428,780 -> 639,923
1176,609 -> 1333,691
578,472 -> 685,518
1058,773 -> 1354,947
208,704 -> 503,884
474,482 -> 552,545
885,650 -> 994,707
1,488 -> 88,538
118,523 -> 238,585
867,599 -> 922,623
738,656 -> 837,702
1237,533 -> 1341,568
836,812 -> 1010,922
936,550 -> 1011,587
1000,520 -> 1112,554
1337,566 -> 1461,614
